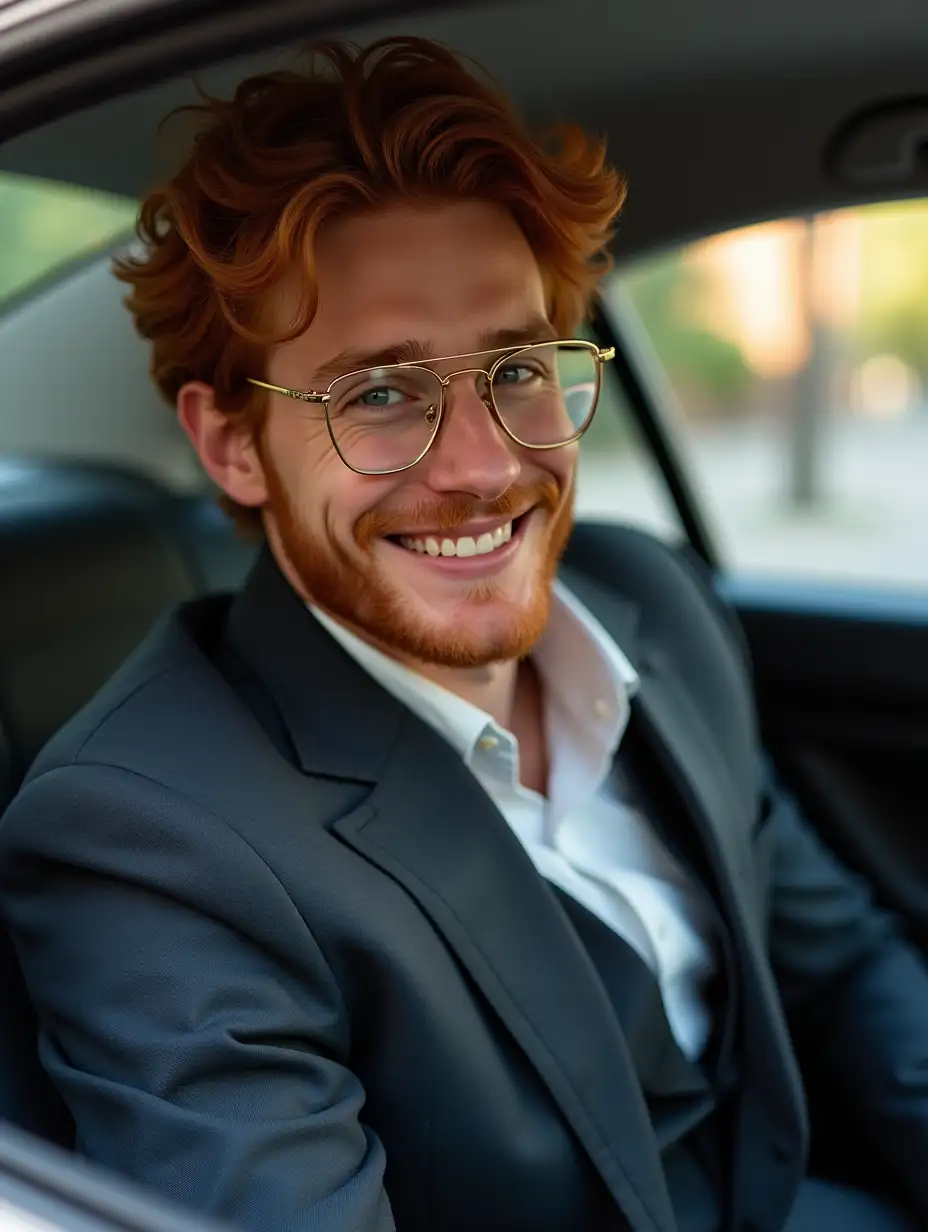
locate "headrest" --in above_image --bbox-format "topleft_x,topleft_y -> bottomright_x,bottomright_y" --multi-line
0,460 -> 200,786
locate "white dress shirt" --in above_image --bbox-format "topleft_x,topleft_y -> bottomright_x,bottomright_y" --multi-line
311,583 -> 717,1058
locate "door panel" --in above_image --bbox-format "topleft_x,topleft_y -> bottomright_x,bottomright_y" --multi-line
719,576 -> 928,1183
721,575 -> 928,949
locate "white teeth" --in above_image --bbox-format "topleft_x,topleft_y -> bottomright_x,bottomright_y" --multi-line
397,520 -> 514,558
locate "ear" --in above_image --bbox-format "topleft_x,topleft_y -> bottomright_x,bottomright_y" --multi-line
177,381 -> 267,509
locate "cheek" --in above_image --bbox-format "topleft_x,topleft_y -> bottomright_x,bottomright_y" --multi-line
520,443 -> 578,497
263,413 -> 337,511
557,442 -> 581,479
552,446 -> 580,504
292,458 -> 398,552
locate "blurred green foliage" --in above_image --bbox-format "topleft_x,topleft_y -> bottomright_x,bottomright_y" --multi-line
579,369 -> 639,453
0,173 -> 135,304
619,201 -> 928,413
854,200 -> 928,379
622,252 -> 752,410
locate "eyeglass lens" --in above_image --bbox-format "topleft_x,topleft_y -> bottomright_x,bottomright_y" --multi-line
325,342 -> 599,473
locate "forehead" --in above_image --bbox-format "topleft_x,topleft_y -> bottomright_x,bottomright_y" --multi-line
273,201 -> 548,365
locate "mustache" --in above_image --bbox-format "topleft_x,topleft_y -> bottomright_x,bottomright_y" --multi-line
354,477 -> 562,550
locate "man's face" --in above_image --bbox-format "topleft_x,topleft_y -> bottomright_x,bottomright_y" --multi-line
258,200 -> 578,668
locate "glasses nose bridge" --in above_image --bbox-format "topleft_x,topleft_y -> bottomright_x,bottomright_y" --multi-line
438,364 -> 493,390
437,365 -> 494,412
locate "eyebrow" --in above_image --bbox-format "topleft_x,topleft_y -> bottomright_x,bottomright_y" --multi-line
309,315 -> 559,387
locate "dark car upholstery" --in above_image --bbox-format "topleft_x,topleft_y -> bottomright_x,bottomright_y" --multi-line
0,459 -> 256,1143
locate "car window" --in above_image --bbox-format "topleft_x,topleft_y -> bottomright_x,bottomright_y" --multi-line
0,173 -> 136,307
602,200 -> 928,590
0,180 -> 201,490
576,329 -> 683,542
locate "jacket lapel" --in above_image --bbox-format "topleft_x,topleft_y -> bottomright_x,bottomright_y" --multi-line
561,560 -> 807,1154
560,564 -> 758,939
334,719 -> 676,1232
228,549 -> 677,1232
552,887 -> 711,1113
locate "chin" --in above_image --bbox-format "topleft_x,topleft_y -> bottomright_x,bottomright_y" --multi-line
396,588 -> 549,668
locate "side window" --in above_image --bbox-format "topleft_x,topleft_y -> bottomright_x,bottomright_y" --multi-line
603,202 -> 928,590
0,174 -> 199,487
577,329 -> 683,542
0,173 -> 136,305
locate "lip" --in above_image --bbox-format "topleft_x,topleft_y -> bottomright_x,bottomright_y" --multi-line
381,510 -> 533,577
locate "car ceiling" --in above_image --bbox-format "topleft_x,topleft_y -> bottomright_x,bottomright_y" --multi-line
1,0 -> 928,259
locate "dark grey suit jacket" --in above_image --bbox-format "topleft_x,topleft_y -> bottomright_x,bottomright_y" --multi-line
1,524 -> 927,1232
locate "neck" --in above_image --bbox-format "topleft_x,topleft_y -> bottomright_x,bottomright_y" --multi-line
413,652 -> 549,796
412,656 -> 520,731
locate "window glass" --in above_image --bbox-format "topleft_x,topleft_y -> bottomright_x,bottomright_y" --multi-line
0,173 -> 136,305
0,174 -> 196,487
605,201 -> 928,589
576,329 -> 683,542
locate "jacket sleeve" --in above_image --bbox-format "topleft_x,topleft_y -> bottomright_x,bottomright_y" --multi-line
0,761 -> 394,1232
761,766 -> 928,1218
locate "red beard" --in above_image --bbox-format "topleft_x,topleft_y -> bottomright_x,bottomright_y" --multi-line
263,458 -> 573,668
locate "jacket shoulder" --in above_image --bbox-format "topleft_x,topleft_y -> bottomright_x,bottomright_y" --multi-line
21,588 -> 364,852
565,520 -> 750,664
27,593 -> 236,783
564,521 -> 759,764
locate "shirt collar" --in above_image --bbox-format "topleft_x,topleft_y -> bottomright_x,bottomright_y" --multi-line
309,579 -> 639,774
310,606 -> 492,764
538,579 -> 640,728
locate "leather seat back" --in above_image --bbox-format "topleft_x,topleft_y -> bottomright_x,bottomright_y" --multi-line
0,460 -> 200,782
0,460 -> 204,1143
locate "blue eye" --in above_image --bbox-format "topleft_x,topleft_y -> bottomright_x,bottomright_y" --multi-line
358,385 -> 405,407
495,364 -> 534,386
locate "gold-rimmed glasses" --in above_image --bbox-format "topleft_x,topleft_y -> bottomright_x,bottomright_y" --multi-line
246,338 -> 615,476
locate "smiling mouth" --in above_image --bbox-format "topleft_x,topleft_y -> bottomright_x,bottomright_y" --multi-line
387,513 -> 529,559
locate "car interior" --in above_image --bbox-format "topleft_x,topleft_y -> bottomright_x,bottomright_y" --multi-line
1,0 -> 928,1222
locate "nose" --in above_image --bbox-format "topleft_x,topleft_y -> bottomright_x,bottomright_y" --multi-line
421,373 -> 521,499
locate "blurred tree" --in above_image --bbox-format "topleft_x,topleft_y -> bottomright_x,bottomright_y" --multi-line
789,216 -> 832,507
622,251 -> 752,413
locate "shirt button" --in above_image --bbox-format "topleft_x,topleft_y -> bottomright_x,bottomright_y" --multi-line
593,698 -> 611,720
477,734 -> 499,752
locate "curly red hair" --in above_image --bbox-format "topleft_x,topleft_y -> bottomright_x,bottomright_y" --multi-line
115,36 -> 626,529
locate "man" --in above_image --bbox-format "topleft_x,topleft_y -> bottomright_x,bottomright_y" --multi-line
1,35 -> 927,1232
